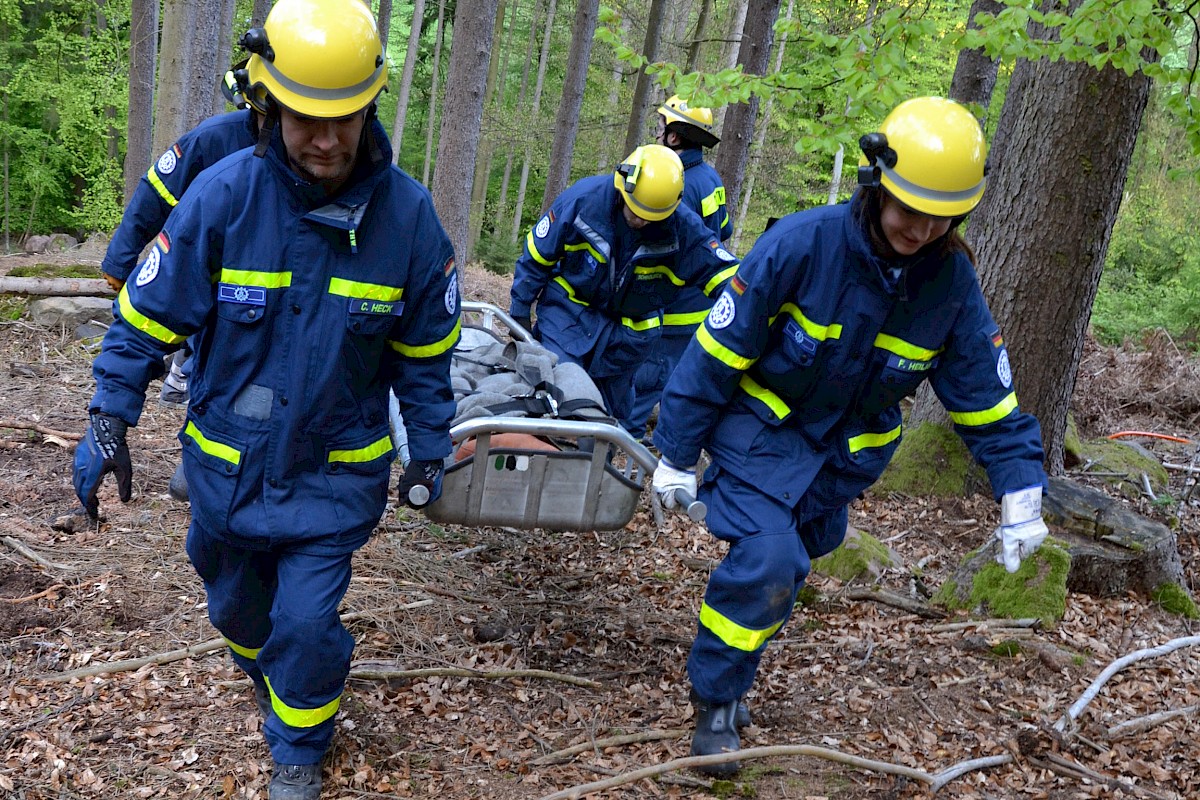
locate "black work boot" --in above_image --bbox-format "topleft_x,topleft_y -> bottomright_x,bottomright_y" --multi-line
269,762 -> 321,800
252,680 -> 272,720
168,462 -> 189,502
690,697 -> 742,776
735,699 -> 752,729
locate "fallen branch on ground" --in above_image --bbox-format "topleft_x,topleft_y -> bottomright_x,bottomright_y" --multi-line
348,664 -> 601,689
1,584 -> 64,604
930,618 -> 1041,633
844,586 -> 946,619
1106,704 -> 1200,739
1,535 -> 75,572
1029,753 -> 1174,800
0,419 -> 82,441
530,729 -> 688,765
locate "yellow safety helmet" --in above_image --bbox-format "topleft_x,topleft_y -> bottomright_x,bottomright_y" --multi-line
657,95 -> 720,148
614,145 -> 684,222
242,0 -> 387,118
857,96 -> 987,218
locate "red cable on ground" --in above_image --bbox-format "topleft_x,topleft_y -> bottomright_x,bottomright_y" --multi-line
1107,430 -> 1194,445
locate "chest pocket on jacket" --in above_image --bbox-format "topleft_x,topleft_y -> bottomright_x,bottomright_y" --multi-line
862,335 -> 942,413
756,318 -> 823,398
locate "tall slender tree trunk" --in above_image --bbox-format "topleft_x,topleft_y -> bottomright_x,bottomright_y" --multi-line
621,0 -> 669,157
466,0 -> 509,259
152,0 -> 194,156
391,0 -> 428,161
422,0 -> 447,185
493,0 -> 541,235
186,0 -> 225,127
125,0 -> 158,203
711,0 -> 748,134
377,0 -> 394,49
540,0 -> 599,211
433,0 -> 501,264
510,0 -> 557,242
3,87 -> 9,253
712,0 -> 780,220
826,0 -> 877,206
734,0 -> 792,248
948,0 -> 1003,117
666,0 -> 695,63
685,0 -> 712,72
211,0 -> 238,115
598,13 -> 630,170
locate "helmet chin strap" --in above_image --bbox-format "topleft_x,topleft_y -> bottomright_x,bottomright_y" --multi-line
253,97 -> 279,158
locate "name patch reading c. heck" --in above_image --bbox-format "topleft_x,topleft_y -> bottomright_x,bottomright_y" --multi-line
349,298 -> 405,317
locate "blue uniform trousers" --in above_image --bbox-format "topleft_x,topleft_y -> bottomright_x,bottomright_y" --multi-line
620,333 -> 690,439
185,522 -> 355,765
688,467 -> 849,703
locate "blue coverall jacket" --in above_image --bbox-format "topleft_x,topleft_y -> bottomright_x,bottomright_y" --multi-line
654,193 -> 1047,703
510,175 -> 738,416
101,109 -> 258,281
89,119 -> 461,553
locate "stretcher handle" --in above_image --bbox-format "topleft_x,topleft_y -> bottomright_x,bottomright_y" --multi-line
408,484 -> 431,506
670,489 -> 706,522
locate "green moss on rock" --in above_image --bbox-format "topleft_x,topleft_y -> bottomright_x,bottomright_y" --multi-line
1078,438 -> 1169,499
876,422 -> 986,497
1151,583 -> 1200,619
933,542 -> 1070,623
812,528 -> 895,582
9,263 -> 101,279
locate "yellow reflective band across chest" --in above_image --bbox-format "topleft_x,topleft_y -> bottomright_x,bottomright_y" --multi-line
696,324 -> 756,370
772,303 -> 842,342
699,601 -> 784,652
184,421 -> 242,465
738,373 -> 790,420
848,424 -> 902,454
327,277 -> 403,301
564,240 -> 607,263
663,310 -> 710,327
118,286 -> 186,345
218,269 -> 293,288
633,264 -> 685,285
701,186 -> 726,218
873,333 -> 942,362
552,276 -> 590,306
949,392 -> 1019,427
328,435 -> 393,464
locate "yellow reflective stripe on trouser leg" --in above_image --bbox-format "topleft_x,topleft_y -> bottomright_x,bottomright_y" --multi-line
262,675 -> 341,729
146,165 -> 179,207
698,601 -> 785,652
224,637 -> 261,660
949,392 -> 1019,427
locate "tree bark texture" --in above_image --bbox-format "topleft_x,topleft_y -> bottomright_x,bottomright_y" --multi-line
391,0 -> 428,161
422,0 -> 447,185
494,0 -> 541,235
185,0 -> 225,130
713,0 -> 780,220
509,0 -> 558,242
947,0 -> 1002,118
432,0 -> 501,266
211,0 -> 238,116
540,0 -> 599,212
250,0 -> 271,27
621,0 -> 670,157
466,0 -> 508,259
378,0 -> 395,50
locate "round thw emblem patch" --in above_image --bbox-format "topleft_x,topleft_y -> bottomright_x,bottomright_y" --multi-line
708,291 -> 736,329
156,148 -> 177,175
535,215 -> 551,239
136,248 -> 161,287
444,271 -> 458,315
997,350 -> 1012,388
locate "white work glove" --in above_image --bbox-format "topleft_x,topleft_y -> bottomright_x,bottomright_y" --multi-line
994,486 -> 1048,573
652,458 -> 697,510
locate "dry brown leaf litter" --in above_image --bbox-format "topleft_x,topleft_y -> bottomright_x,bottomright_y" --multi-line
0,255 -> 1198,799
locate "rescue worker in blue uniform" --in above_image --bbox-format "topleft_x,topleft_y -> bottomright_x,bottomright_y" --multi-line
509,144 -> 739,421
650,97 -> 1050,775
622,96 -> 732,440
103,74 -> 266,412
72,2 -> 459,797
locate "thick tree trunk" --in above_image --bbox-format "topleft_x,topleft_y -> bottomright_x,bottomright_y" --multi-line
378,0 -> 394,48
540,0 -> 599,211
432,0 -> 501,265
510,0 -> 558,242
711,0 -> 748,135
948,0 -> 1002,117
422,0 -> 447,185
250,0 -> 271,27
152,0 -> 193,156
712,0 -> 780,220
493,0 -> 541,235
391,0 -> 428,160
621,0 -> 669,157
185,0 -> 224,128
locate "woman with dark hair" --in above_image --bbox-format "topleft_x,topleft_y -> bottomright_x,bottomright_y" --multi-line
650,96 -> 1049,775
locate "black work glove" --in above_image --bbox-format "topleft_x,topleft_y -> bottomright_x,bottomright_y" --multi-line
397,459 -> 444,509
73,412 -> 133,519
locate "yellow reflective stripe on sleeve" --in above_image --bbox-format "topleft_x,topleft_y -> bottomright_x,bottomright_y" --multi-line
873,333 -> 942,361
738,373 -> 791,420
525,230 -> 557,266
224,637 -> 261,660
328,435 -> 393,464
220,269 -> 293,288
564,240 -> 607,263
721,213 -> 730,227
949,392 -> 1019,427
328,277 -> 404,301
184,421 -> 243,465
700,186 -> 726,218
704,265 -> 738,295
696,324 -> 756,371
848,424 -> 902,454
633,264 -> 685,285
146,165 -> 179,207
620,315 -> 662,331
388,317 -> 461,358
774,303 -> 842,341
263,676 -> 341,729
699,601 -> 784,652
663,310 -> 710,327
117,286 -> 187,345
552,276 -> 590,306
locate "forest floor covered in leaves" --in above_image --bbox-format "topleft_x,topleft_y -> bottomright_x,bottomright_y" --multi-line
1,252 -> 1199,799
